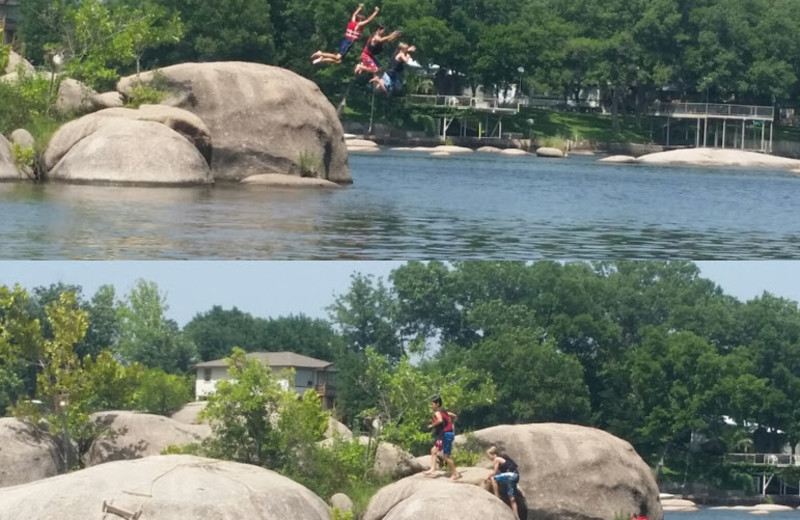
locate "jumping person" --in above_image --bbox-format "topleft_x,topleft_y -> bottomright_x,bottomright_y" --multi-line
423,408 -> 457,474
423,396 -> 460,480
312,4 -> 380,65
485,446 -> 521,519
370,43 -> 416,95
354,24 -> 402,76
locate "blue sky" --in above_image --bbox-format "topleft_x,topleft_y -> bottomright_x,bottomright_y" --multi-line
0,261 -> 797,326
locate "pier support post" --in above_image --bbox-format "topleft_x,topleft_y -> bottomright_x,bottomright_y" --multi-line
722,120 -> 726,148
741,120 -> 746,150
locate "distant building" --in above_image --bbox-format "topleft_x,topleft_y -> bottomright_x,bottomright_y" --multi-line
0,0 -> 19,46
193,351 -> 337,410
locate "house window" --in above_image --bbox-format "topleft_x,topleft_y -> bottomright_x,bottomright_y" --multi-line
203,368 -> 212,381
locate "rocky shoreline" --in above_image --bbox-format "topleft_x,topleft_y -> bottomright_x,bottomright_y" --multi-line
346,135 -> 800,171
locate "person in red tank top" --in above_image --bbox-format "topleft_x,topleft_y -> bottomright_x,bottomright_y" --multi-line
312,3 -> 380,66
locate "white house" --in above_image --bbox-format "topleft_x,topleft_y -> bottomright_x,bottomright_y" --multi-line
193,351 -> 337,410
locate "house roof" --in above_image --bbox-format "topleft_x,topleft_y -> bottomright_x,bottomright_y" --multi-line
194,351 -> 335,370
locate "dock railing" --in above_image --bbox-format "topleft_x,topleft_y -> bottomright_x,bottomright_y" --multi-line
654,102 -> 774,120
725,453 -> 799,466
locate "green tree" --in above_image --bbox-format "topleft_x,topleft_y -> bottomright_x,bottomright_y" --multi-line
133,368 -> 191,415
356,347 -> 496,453
116,279 -> 197,374
200,348 -> 328,468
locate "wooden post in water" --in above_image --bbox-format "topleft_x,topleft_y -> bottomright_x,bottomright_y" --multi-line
761,120 -> 766,152
703,116 -> 708,147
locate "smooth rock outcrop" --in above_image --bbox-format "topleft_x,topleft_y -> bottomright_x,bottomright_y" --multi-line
91,105 -> 212,165
600,155 -> 637,164
117,62 -> 351,183
536,147 -> 566,158
0,134 -> 21,180
434,145 -> 473,153
10,129 -> 35,149
92,91 -> 126,109
4,51 -> 35,75
170,401 -> 209,425
792,168 -> 800,174
325,418 -> 353,440
44,115 -> 212,185
330,493 -> 354,514
637,148 -> 800,169
661,498 -> 698,512
501,148 -> 530,156
477,146 -> 503,153
56,78 -> 98,114
85,411 -> 211,466
0,455 -> 331,520
462,423 -> 663,520
364,474 -> 518,520
373,442 -> 425,479
346,139 -> 379,153
241,173 -> 340,188
0,417 -> 62,488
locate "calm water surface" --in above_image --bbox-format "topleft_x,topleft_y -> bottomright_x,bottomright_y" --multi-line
1,150 -> 799,259
666,509 -> 800,520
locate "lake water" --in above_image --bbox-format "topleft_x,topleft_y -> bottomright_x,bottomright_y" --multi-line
1,150 -> 799,259
665,510 -> 800,520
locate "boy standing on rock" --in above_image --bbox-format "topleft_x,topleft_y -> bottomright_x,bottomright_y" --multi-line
424,396 -> 461,480
312,4 -> 380,66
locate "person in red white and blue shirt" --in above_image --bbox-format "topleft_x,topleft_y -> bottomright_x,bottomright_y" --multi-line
311,3 -> 380,66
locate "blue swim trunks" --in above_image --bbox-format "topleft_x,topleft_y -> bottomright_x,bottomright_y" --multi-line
338,38 -> 355,57
493,472 -> 520,496
441,431 -> 454,456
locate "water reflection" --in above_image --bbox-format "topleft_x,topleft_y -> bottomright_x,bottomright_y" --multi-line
1,151 -> 799,259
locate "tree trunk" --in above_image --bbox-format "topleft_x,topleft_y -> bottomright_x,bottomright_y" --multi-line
612,87 -> 621,133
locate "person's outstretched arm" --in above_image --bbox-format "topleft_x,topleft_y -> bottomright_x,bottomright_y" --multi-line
359,6 -> 380,28
351,3 -> 364,22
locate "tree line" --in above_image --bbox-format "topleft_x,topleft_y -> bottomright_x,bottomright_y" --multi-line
2,261 -> 799,492
13,0 -> 800,116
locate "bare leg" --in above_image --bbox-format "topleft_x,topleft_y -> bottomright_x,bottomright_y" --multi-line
314,55 -> 343,65
510,496 -> 519,519
423,445 -> 438,475
490,478 -> 500,497
444,455 -> 460,480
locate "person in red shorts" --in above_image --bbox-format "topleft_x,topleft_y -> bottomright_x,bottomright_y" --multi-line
354,24 -> 402,76
312,4 -> 380,66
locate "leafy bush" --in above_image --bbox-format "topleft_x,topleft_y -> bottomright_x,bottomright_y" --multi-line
298,151 -> 323,177
125,82 -> 166,108
11,143 -> 35,174
286,436 -> 374,500
452,433 -> 486,467
133,368 -> 192,415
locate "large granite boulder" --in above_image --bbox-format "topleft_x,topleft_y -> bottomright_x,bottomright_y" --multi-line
3,51 -> 35,75
364,474 -> 517,520
117,62 -> 351,183
324,417 -> 353,440
85,411 -> 211,467
373,442 -> 425,479
43,113 -> 213,185
461,423 -> 662,520
637,148 -> 800,169
0,134 -> 22,180
56,77 -> 98,114
0,418 -> 62,488
170,401 -> 208,425
0,454 -> 332,520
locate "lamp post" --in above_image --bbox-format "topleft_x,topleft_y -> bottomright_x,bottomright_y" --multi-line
57,395 -> 70,471
517,66 -> 525,101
